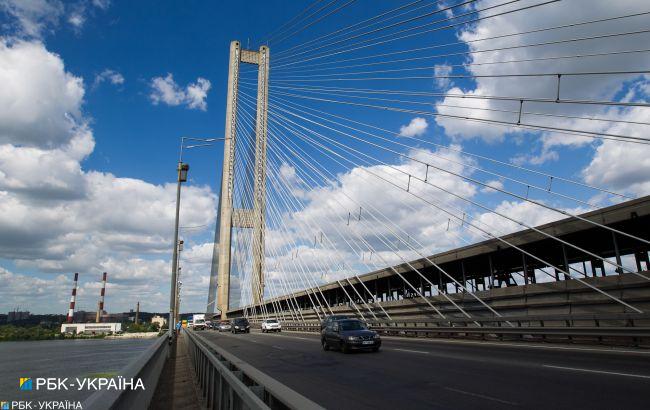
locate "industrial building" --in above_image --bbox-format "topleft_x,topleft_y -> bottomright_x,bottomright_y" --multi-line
7,310 -> 30,322
60,322 -> 122,335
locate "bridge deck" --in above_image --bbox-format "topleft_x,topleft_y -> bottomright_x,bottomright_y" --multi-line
149,333 -> 202,410
200,329 -> 650,409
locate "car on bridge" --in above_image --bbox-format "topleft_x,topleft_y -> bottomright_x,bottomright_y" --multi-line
217,320 -> 231,332
231,317 -> 250,334
261,318 -> 281,333
321,319 -> 381,353
320,314 -> 350,331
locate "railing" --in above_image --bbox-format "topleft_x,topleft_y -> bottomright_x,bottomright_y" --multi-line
83,334 -> 168,410
185,329 -> 324,410
264,312 -> 650,345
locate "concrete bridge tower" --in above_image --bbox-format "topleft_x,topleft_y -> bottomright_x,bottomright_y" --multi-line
207,41 -> 270,319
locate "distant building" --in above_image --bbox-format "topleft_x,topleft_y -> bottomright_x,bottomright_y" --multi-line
7,311 -> 30,322
72,310 -> 96,323
103,312 -> 126,322
151,315 -> 167,328
60,323 -> 122,335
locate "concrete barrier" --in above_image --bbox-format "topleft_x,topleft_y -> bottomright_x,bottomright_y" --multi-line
83,335 -> 168,410
185,329 -> 324,410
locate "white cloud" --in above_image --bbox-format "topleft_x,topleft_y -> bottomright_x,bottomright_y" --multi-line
0,0 -> 109,38
511,149 -> 559,166
434,63 -> 453,89
149,73 -> 211,111
92,0 -> 110,10
0,267 -> 71,312
93,68 -> 124,87
399,117 -> 428,137
473,200 -> 586,238
0,40 -> 217,313
0,39 -> 85,148
67,12 -> 84,29
0,0 -> 63,39
581,87 -> 650,197
434,0 -> 650,153
260,145 -> 479,297
481,179 -> 504,193
185,78 -> 211,110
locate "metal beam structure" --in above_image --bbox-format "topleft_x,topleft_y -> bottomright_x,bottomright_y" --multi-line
208,41 -> 270,319
230,195 -> 650,319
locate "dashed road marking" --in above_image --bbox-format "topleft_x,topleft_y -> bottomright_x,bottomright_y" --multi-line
390,348 -> 430,355
443,386 -> 518,406
542,364 -> 650,379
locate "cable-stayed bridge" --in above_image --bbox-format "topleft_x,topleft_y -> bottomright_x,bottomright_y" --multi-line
203,0 -> 650,332
94,1 -> 650,408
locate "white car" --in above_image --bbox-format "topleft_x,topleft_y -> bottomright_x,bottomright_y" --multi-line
261,319 -> 281,333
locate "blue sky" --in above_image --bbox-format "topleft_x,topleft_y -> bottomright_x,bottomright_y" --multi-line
1,0 -> 648,314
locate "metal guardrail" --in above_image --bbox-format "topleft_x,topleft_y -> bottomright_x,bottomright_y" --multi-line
185,329 -> 324,410
265,313 -> 650,343
83,334 -> 168,410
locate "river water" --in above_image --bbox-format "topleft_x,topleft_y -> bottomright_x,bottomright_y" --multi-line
0,337 -> 158,404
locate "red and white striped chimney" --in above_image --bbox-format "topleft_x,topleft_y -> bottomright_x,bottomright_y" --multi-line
67,273 -> 79,323
96,272 -> 107,323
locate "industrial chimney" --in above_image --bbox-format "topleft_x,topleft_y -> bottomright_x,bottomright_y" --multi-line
135,301 -> 140,325
67,273 -> 79,323
96,272 -> 107,323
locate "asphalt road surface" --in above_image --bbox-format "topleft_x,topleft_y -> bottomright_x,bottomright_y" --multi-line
199,329 -> 650,409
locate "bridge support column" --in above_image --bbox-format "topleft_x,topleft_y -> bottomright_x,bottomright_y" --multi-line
252,46 -> 270,306
210,41 -> 270,319
214,41 -> 241,319
488,255 -> 495,288
635,249 -> 649,272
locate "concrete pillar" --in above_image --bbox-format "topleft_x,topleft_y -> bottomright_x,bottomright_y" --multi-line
634,249 -> 649,272
488,255 -> 495,289
251,46 -> 270,306
612,232 -> 622,274
214,42 -> 270,318
216,41 -> 241,319
562,244 -> 570,280
461,261 -> 467,293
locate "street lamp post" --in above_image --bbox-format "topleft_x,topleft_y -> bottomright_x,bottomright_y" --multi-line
169,136 -> 226,343
169,162 -> 188,342
175,240 -> 183,325
175,276 -> 182,325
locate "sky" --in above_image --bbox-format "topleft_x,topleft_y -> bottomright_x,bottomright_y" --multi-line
0,0 -> 648,315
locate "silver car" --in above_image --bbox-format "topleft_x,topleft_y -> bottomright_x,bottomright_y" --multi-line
218,321 -> 231,332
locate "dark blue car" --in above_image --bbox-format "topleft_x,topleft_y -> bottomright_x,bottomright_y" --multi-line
321,319 -> 381,353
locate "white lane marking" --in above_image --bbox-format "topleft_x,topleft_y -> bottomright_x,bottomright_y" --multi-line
443,387 -> 518,406
391,348 -> 430,355
272,345 -> 285,350
252,331 -> 313,341
542,365 -> 650,379
379,335 -> 650,355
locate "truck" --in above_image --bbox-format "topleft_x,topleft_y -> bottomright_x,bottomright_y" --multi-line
192,313 -> 206,330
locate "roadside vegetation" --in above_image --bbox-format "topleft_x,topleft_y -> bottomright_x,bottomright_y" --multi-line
0,324 -> 109,341
125,322 -> 160,333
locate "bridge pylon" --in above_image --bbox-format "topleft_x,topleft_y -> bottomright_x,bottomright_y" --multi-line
207,41 -> 270,320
